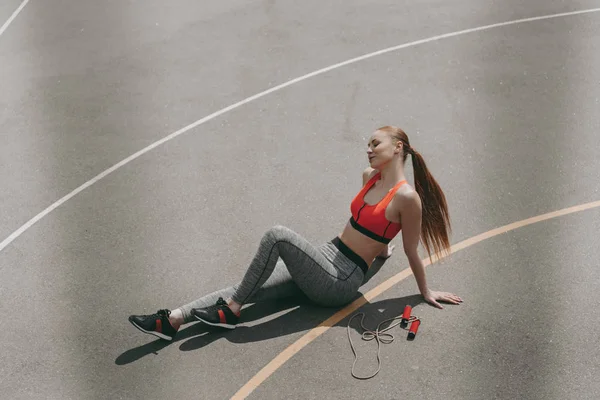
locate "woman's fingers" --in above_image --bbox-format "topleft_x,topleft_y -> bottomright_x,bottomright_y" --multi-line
438,292 -> 463,305
424,291 -> 463,308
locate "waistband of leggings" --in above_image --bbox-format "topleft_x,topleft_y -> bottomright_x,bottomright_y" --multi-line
331,237 -> 369,276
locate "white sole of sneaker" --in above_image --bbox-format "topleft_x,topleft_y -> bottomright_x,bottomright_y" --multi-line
194,315 -> 236,329
129,320 -> 174,341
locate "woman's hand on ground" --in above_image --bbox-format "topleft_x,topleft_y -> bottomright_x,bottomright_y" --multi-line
423,290 -> 463,309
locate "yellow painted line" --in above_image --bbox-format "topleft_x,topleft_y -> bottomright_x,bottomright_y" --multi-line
231,199 -> 600,399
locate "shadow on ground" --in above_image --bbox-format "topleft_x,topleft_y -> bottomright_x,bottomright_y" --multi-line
115,257 -> 428,365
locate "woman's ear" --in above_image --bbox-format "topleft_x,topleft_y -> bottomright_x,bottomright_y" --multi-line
395,142 -> 403,154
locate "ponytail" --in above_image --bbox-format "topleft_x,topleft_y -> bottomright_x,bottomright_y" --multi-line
408,147 -> 451,261
378,126 -> 452,261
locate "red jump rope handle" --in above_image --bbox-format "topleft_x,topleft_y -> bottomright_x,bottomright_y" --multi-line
408,319 -> 421,340
401,305 -> 412,325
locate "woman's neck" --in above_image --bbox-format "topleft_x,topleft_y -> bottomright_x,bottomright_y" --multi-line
377,162 -> 406,187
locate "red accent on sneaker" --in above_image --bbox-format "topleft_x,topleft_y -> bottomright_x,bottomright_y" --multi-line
156,319 -> 162,333
218,309 -> 226,324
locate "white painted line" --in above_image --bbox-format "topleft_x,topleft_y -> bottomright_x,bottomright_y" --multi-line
0,0 -> 31,38
1,7 -> 600,253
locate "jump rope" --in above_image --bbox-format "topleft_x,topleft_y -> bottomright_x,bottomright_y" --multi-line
347,305 -> 420,379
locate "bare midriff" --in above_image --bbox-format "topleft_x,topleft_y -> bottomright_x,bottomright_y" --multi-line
338,220 -> 388,268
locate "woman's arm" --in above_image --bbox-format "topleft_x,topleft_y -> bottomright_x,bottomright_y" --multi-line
399,190 -> 463,308
399,191 -> 430,295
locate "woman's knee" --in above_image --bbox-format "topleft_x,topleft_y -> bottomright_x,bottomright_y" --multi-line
263,225 -> 292,241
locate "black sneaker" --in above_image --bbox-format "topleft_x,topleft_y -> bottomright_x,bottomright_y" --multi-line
128,309 -> 178,341
192,297 -> 239,329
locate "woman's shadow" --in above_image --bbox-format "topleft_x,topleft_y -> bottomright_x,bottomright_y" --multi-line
115,258 -> 426,365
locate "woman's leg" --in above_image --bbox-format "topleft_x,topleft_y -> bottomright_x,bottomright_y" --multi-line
192,225 -> 364,329
233,225 -> 363,306
177,258 -> 303,324
129,225 -> 364,338
128,258 -> 303,340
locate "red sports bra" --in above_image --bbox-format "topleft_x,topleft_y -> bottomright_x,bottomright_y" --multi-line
349,173 -> 407,244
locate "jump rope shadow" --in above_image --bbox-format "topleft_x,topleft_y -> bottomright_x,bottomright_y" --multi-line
115,257 -> 425,365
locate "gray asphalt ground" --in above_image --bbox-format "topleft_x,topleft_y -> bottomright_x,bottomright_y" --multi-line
1,1 -> 599,399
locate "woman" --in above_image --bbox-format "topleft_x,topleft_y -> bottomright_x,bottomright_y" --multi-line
129,126 -> 463,341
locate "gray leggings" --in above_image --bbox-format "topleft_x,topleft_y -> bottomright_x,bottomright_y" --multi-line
179,225 -> 367,323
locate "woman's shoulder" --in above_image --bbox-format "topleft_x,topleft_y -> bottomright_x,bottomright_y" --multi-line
362,167 -> 378,184
394,184 -> 420,210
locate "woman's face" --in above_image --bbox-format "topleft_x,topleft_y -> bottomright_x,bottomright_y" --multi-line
366,130 -> 401,169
